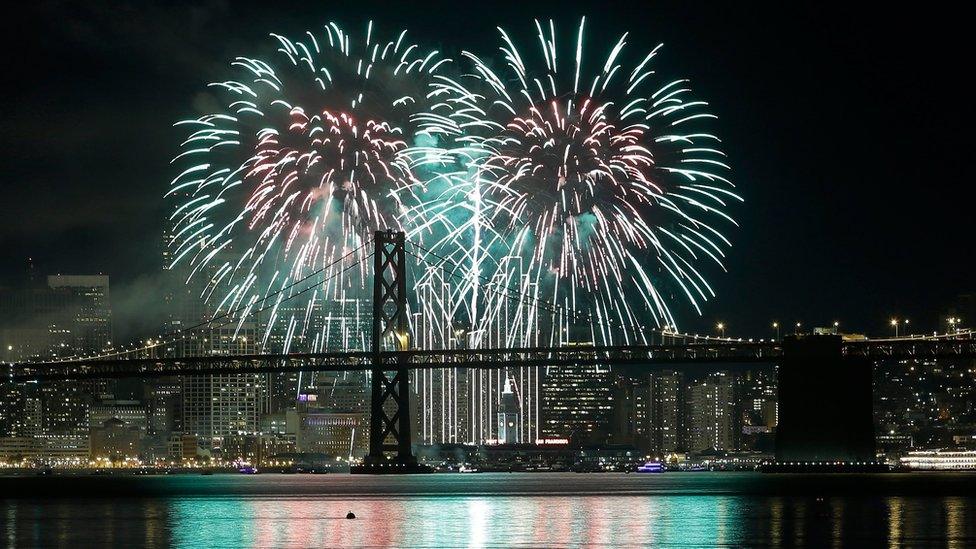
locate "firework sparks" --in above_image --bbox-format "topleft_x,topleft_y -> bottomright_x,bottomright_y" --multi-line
168,21 -> 448,351
415,18 -> 742,344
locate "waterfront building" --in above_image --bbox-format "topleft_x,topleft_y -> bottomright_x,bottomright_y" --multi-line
89,418 -> 141,461
181,323 -> 263,447
497,377 -> 520,444
649,370 -> 686,453
541,357 -> 613,444
295,412 -> 367,458
686,371 -> 737,453
610,374 -> 650,449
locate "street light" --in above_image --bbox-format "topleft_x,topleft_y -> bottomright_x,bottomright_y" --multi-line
890,318 -> 908,337
794,322 -> 802,335
716,322 -> 725,338
772,322 -> 780,339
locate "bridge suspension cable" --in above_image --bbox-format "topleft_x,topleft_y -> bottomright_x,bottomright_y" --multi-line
31,238 -> 374,364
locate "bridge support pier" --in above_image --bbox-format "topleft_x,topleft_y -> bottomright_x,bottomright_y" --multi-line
773,335 -> 877,469
351,230 -> 430,474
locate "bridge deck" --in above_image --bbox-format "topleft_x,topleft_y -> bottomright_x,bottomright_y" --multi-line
4,337 -> 974,381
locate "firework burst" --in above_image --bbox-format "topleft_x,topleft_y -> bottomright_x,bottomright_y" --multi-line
167,21 -> 448,351
417,18 -> 742,343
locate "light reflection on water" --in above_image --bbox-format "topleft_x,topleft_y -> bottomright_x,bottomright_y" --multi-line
3,473 -> 976,547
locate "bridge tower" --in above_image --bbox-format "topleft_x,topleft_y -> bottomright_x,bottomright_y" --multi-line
352,230 -> 429,474
775,335 -> 876,468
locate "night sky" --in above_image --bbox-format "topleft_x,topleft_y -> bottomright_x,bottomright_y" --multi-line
2,1 -> 972,340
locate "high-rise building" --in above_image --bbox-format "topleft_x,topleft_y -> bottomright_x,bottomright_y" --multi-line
303,371 -> 369,413
162,237 -> 268,449
259,292 -> 369,415
0,382 -> 40,438
320,296 -> 371,352
412,280 -> 472,444
40,382 -> 91,437
610,374 -> 650,449
649,370 -> 686,453
416,366 -> 471,444
686,371 -> 737,453
89,399 -> 148,433
0,284 -> 70,362
1,271 -> 112,361
739,370 -> 778,429
45,275 -> 112,353
411,260 -> 543,446
147,378 -> 183,436
181,323 -> 263,447
541,359 -> 613,444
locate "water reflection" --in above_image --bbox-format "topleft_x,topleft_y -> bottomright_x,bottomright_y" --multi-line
3,475 -> 976,547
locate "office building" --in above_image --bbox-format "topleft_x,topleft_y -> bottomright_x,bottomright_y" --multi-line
541,360 -> 613,444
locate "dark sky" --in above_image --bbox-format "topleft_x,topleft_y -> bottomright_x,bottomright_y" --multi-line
1,1 -> 972,340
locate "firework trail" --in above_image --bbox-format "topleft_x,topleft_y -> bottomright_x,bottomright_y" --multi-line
414,17 -> 742,346
167,21 -> 449,352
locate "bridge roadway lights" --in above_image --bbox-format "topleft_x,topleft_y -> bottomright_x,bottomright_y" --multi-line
774,335 -> 876,469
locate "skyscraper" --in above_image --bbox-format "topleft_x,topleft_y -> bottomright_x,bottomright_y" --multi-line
45,275 -> 112,353
541,360 -> 613,444
181,324 -> 262,446
162,236 -> 267,450
686,371 -> 737,453
649,370 -> 685,454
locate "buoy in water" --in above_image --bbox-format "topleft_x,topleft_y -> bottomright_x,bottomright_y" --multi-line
346,511 -> 356,519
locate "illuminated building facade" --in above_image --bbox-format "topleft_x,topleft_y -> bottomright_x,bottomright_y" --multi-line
497,377 -> 520,444
686,371 -> 737,452
181,323 -> 263,446
541,361 -> 613,444
296,412 -> 367,458
649,370 -> 685,453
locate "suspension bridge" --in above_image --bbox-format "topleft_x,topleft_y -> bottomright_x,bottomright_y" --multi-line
4,230 -> 975,472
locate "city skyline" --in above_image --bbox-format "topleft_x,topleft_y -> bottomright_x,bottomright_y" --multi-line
2,4 -> 976,547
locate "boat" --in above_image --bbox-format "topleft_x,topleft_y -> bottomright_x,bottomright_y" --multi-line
238,466 -> 258,474
636,461 -> 664,473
